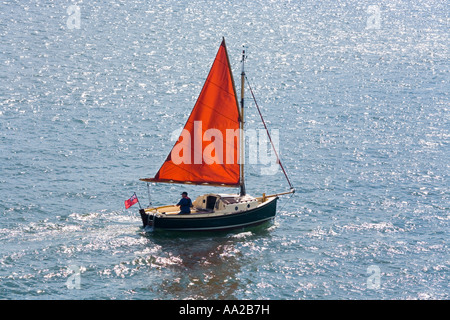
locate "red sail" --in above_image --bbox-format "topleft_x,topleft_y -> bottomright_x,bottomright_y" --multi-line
141,39 -> 241,187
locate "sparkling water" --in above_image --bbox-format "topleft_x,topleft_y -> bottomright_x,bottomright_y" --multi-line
0,0 -> 448,299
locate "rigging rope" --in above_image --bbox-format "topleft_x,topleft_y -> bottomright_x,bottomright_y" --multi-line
245,76 -> 295,192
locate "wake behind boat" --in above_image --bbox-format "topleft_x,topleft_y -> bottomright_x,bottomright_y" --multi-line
134,38 -> 294,231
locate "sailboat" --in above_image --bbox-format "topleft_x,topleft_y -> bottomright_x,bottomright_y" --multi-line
138,38 -> 294,231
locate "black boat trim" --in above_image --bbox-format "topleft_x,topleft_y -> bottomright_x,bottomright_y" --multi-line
152,216 -> 274,231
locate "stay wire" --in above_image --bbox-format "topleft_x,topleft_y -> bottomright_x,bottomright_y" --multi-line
245,75 -> 295,191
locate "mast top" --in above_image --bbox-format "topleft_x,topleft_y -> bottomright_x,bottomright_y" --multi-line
241,46 -> 246,74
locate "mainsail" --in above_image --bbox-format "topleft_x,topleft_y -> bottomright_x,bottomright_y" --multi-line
141,39 -> 241,187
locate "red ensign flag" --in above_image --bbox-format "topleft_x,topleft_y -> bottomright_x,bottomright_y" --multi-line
124,193 -> 138,209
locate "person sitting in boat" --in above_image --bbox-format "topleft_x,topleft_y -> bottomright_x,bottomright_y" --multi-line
177,192 -> 193,214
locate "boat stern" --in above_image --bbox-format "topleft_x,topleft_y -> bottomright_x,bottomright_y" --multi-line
139,208 -> 153,228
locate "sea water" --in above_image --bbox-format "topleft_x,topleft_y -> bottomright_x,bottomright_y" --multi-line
0,0 -> 448,299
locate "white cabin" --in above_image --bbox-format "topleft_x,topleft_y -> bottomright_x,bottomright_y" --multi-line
193,193 -> 259,214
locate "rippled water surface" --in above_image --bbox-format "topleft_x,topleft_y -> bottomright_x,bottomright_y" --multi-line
0,0 -> 448,299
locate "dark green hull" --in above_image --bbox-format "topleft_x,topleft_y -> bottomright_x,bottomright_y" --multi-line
140,197 -> 278,231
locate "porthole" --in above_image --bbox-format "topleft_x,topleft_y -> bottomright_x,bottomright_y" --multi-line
247,204 -> 250,208
235,206 -> 239,211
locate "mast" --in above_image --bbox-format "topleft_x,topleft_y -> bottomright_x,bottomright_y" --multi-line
240,47 -> 246,196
